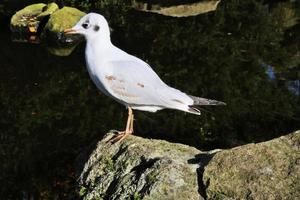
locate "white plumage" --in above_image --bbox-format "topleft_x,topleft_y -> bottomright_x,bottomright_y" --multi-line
64,13 -> 225,142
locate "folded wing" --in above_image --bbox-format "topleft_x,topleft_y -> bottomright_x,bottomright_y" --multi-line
102,59 -> 194,111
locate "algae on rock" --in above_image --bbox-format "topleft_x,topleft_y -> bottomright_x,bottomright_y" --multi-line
10,3 -> 59,34
44,6 -> 85,33
10,3 -> 86,56
203,130 -> 300,200
43,6 -> 86,56
37,3 -> 59,19
76,130 -> 300,199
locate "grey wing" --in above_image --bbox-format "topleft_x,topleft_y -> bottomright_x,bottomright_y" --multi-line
102,59 -> 193,107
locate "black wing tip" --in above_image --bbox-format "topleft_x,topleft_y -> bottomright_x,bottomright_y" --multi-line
189,95 -> 226,106
200,99 -> 226,106
211,100 -> 226,106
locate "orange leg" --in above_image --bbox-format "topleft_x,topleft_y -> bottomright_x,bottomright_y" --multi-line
130,109 -> 134,133
110,107 -> 134,143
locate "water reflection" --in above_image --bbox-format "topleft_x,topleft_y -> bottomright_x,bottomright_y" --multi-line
1,0 -> 299,162
264,65 -> 276,81
11,29 -> 84,56
287,80 -> 300,95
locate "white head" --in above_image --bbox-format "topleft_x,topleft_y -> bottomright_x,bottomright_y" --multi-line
64,13 -> 110,41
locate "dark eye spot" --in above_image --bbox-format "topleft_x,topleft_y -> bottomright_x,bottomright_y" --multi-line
94,25 -> 100,32
82,23 -> 89,29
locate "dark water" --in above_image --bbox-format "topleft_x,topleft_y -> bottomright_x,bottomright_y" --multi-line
1,0 -> 300,198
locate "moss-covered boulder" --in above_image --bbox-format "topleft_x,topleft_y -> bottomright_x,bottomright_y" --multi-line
10,4 -> 85,56
42,6 -> 85,56
44,6 -> 85,34
77,130 -> 299,199
203,130 -> 300,199
76,132 -> 204,200
10,3 -> 58,35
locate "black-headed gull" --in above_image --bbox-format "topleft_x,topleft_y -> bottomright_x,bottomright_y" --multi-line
64,13 -> 225,142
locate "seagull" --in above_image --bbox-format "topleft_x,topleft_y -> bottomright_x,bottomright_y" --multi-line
64,13 -> 225,142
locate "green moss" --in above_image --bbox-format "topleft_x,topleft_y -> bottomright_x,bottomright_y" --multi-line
45,6 -> 85,33
79,186 -> 87,197
204,131 -> 300,199
133,192 -> 142,200
10,3 -> 59,27
100,155 -> 114,172
208,191 -> 229,200
10,2 -> 59,36
37,3 -> 59,18
146,170 -> 159,183
11,3 -> 45,25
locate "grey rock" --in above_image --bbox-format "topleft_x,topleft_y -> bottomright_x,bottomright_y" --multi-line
203,130 -> 300,200
77,130 -> 300,199
77,132 -> 205,200
132,0 -> 221,17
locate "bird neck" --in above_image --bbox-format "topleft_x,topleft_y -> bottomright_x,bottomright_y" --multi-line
87,34 -> 112,50
85,35 -> 113,63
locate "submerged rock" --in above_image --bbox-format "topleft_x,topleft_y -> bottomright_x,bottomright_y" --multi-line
203,130 -> 300,199
132,0 -> 221,17
77,133 -> 204,200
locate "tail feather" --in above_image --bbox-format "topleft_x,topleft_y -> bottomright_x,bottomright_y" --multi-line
189,95 -> 226,106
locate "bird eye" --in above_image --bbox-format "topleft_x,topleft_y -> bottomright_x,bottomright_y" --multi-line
94,25 -> 100,32
82,23 -> 89,29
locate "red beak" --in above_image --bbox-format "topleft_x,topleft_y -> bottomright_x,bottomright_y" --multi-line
63,28 -> 78,34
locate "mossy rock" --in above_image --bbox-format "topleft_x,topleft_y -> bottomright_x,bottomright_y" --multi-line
76,132 -> 204,200
203,130 -> 300,200
44,6 -> 85,33
10,4 -> 85,56
43,6 -> 85,50
76,130 -> 300,199
37,3 -> 59,18
10,3 -> 59,34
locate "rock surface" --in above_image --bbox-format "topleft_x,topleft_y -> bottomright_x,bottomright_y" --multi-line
203,130 -> 300,200
77,133 -> 204,200
10,3 -> 85,56
77,130 -> 300,200
43,6 -> 85,56
132,0 -> 220,17
10,3 -> 58,34
44,6 -> 85,34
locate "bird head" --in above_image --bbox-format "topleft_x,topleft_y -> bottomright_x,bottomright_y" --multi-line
64,13 -> 110,41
